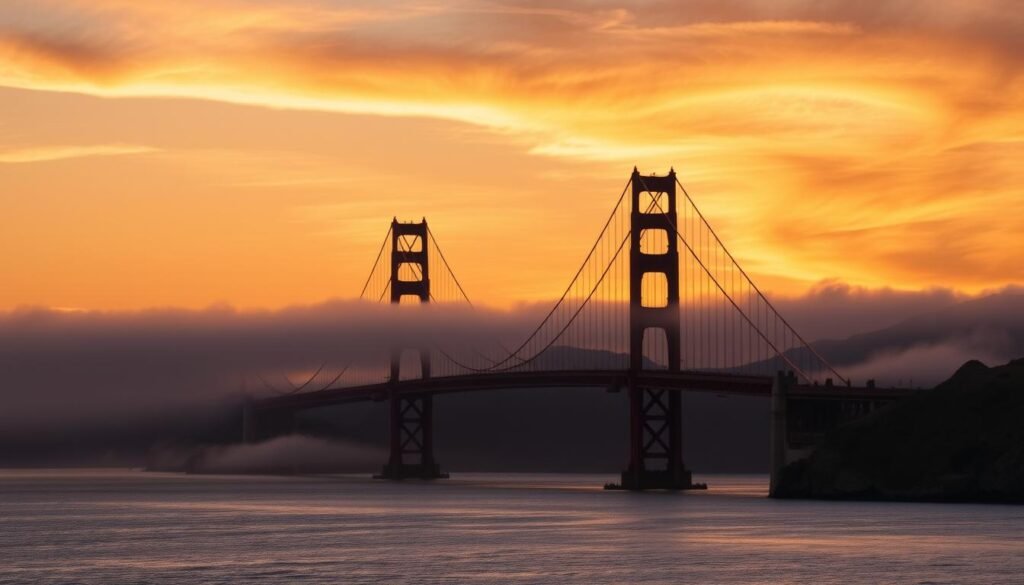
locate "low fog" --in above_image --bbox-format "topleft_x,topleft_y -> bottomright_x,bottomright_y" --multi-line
2,284 -> 1023,467
0,300 -> 543,432
193,436 -> 385,474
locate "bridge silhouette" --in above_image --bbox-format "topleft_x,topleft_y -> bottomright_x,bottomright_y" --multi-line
248,168 -> 906,492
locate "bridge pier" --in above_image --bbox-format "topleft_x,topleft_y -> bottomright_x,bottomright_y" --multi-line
769,371 -> 796,496
608,382 -> 701,490
770,371 -> 902,496
376,392 -> 448,480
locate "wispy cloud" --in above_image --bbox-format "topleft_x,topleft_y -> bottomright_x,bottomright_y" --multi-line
0,0 -> 1020,306
0,143 -> 157,163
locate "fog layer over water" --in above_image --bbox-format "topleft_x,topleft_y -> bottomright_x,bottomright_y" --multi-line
1,470 -> 1021,584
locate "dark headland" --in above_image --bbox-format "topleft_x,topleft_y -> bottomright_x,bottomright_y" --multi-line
774,358 -> 1024,503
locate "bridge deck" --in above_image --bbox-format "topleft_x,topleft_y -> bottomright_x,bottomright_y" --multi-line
256,370 -> 912,412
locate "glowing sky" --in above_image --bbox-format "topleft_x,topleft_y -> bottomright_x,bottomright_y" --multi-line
1,0 -> 1022,310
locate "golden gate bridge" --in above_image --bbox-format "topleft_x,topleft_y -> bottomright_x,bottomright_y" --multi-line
246,168 -> 907,492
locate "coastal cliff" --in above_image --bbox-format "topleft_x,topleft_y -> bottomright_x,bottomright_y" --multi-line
773,358 -> 1024,502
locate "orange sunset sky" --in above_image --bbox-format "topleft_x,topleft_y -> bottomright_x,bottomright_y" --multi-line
1,0 -> 1022,310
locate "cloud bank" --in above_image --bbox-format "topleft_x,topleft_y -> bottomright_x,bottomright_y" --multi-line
3,285 -> 1024,437
0,300 -> 544,432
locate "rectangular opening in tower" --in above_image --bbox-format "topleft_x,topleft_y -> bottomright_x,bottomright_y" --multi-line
641,327 -> 669,370
397,234 -> 423,252
639,228 -> 669,255
640,272 -> 669,308
397,262 -> 423,282
637,191 -> 668,214
398,294 -> 424,305
398,349 -> 426,380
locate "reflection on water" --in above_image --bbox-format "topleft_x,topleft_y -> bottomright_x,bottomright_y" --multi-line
1,469 -> 1021,584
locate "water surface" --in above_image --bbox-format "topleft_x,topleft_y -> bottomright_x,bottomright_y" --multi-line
1,470 -> 1021,583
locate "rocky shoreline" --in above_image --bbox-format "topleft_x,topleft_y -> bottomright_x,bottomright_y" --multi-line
773,358 -> 1024,503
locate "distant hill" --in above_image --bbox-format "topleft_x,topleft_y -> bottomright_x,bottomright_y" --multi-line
773,358 -> 1024,502
744,290 -> 1024,385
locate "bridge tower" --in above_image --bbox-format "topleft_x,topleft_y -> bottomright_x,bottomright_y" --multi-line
618,168 -> 698,490
377,218 -> 447,480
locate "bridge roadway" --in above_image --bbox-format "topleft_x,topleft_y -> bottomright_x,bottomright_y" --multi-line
256,370 -> 910,413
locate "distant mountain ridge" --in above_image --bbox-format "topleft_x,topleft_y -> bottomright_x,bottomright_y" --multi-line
810,290 -> 1024,367
735,290 -> 1024,383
